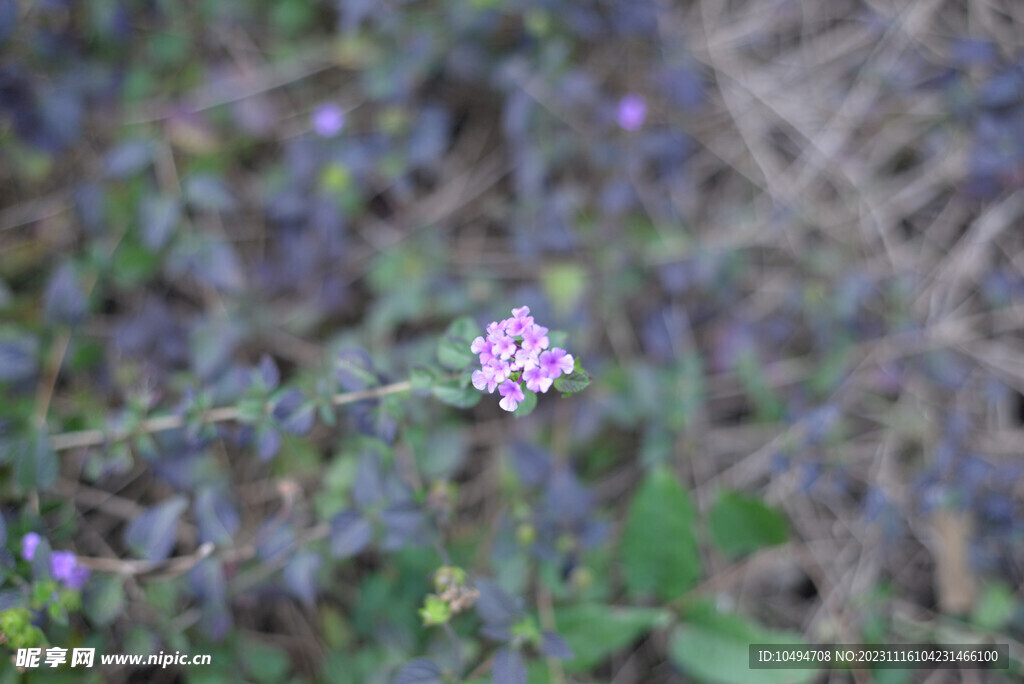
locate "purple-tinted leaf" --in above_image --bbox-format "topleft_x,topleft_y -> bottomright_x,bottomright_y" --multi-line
200,601 -> 232,641
0,510 -> 5,546
256,426 -> 282,461
952,38 -> 997,66
183,173 -> 236,211
283,551 -> 321,606
44,262 -> 86,325
380,503 -> 427,551
189,557 -> 231,640
272,388 -> 303,420
139,194 -> 180,251
194,486 -> 240,545
104,139 -> 155,177
355,402 -> 397,442
329,510 -> 373,558
335,348 -> 377,391
353,452 -> 386,509
510,442 -> 550,488
543,467 -> 592,526
272,389 -> 314,435
280,403 -> 314,435
579,519 -> 609,548
203,242 -> 246,293
383,470 -> 415,505
39,88 -> 80,149
189,317 -> 238,380
658,63 -> 705,110
73,183 -> 106,236
979,69 -> 1024,109
0,590 -> 24,612
125,496 -> 187,561
541,631 -> 574,660
258,354 -> 280,389
480,623 -> 512,642
189,556 -> 226,603
394,658 -> 443,684
0,0 -> 16,43
475,579 -> 521,627
407,106 -> 449,166
257,521 -> 294,562
492,647 -> 527,684
0,332 -> 37,384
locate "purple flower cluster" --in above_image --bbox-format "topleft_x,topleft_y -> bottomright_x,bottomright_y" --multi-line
21,532 -> 90,590
470,306 -> 575,412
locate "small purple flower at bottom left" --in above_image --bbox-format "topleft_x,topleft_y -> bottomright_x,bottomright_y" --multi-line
21,532 -> 90,590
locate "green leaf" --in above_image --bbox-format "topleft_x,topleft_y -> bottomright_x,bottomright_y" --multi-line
514,389 -> 538,417
708,491 -> 788,557
621,466 -> 701,600
15,431 -> 58,492
84,575 -> 126,627
437,336 -> 475,371
554,604 -> 671,673
972,582 -> 1016,631
410,365 -> 440,392
239,637 -> 291,684
437,316 -> 479,370
431,377 -> 482,409
542,263 -> 587,315
669,602 -> 816,684
553,362 -> 590,395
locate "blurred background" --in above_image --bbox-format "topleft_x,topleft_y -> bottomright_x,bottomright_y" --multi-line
1,0 -> 1024,682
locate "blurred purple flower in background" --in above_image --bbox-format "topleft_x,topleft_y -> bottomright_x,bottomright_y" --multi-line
311,103 -> 345,137
21,532 -> 40,561
50,550 -> 90,590
617,94 -> 647,130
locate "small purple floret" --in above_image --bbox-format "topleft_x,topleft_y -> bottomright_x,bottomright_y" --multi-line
21,532 -> 41,561
617,94 -> 647,131
312,103 -> 346,138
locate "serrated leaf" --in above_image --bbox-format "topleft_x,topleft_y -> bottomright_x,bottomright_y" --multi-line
554,604 -> 669,672
621,466 -> 701,600
553,367 -> 590,395
669,603 -> 815,684
708,491 -> 788,557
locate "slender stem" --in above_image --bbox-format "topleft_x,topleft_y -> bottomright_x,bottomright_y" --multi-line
49,379 -> 416,452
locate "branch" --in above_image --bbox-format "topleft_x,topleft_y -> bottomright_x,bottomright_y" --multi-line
49,380 -> 414,453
